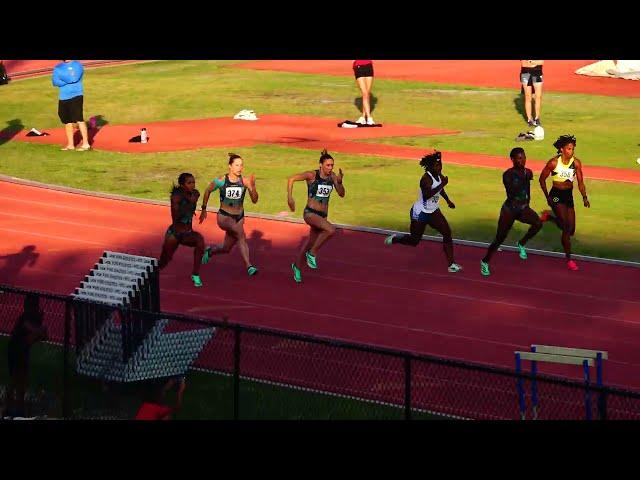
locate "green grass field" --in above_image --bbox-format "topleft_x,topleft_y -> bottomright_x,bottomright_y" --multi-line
1,60 -> 639,261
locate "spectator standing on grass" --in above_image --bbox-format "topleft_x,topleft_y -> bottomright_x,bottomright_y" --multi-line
520,60 -> 544,128
52,60 -> 91,151
353,60 -> 375,125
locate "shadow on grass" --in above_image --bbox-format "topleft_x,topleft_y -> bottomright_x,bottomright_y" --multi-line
0,119 -> 24,146
354,93 -> 378,116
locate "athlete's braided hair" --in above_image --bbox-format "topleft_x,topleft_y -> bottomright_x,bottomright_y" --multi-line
319,148 -> 333,163
553,134 -> 576,153
228,153 -> 242,165
171,172 -> 194,195
419,151 -> 442,172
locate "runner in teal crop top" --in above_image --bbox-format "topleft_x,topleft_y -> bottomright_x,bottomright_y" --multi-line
199,153 -> 260,277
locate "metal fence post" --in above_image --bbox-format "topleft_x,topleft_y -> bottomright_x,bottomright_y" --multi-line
63,299 -> 72,419
233,325 -> 241,420
404,356 -> 412,420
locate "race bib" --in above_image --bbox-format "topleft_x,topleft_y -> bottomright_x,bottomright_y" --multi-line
225,186 -> 243,199
558,170 -> 574,180
316,185 -> 333,198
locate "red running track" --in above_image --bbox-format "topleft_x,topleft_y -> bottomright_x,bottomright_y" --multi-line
1,180 -> 639,394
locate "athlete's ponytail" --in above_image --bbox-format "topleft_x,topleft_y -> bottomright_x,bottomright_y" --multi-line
319,149 -> 333,163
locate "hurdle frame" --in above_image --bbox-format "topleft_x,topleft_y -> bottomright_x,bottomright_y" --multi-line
515,345 -> 608,420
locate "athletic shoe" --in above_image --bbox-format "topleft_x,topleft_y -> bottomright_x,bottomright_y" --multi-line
191,274 -> 203,287
356,116 -> 366,125
448,263 -> 463,273
480,260 -> 490,276
291,263 -> 302,283
384,234 -> 395,246
534,118 -> 542,127
539,210 -> 552,223
366,117 -> 375,125
201,246 -> 212,265
305,251 -> 317,269
247,265 -> 259,276
516,242 -> 528,260
527,119 -> 535,128
567,260 -> 579,271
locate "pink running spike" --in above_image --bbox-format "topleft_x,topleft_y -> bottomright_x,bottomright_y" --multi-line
539,210 -> 552,223
567,260 -> 579,271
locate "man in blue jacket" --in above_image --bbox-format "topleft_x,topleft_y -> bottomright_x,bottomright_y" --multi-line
52,60 -> 91,151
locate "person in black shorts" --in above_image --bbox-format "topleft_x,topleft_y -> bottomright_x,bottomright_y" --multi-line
287,149 -> 345,283
158,173 -> 208,287
520,60 -> 544,128
52,60 -> 91,151
480,147 -> 542,276
199,153 -> 260,277
3,294 -> 48,418
538,135 -> 590,271
353,60 -> 375,125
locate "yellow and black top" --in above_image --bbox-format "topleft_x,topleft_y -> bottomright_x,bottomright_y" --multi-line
551,156 -> 576,183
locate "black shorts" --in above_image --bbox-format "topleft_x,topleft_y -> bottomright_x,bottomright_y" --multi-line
304,206 -> 328,218
354,63 -> 374,79
520,66 -> 543,87
218,209 -> 244,223
549,187 -> 574,208
165,225 -> 195,243
501,201 -> 535,220
58,95 -> 84,124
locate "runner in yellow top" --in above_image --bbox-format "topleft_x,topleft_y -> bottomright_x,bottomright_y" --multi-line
539,135 -> 590,271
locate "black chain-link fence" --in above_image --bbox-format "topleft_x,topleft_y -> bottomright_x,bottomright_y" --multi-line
2,284 -> 640,420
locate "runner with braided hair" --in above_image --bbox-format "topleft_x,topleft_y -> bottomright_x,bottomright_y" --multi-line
158,173 -> 207,287
539,134 -> 590,271
384,151 -> 462,273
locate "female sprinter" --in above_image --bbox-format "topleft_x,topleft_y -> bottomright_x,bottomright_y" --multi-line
287,149 -> 345,283
384,151 -> 463,273
538,134 -> 590,271
199,153 -> 260,276
158,172 -> 207,287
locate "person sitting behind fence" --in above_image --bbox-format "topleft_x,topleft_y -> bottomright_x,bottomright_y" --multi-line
134,376 -> 186,420
3,294 -> 48,418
